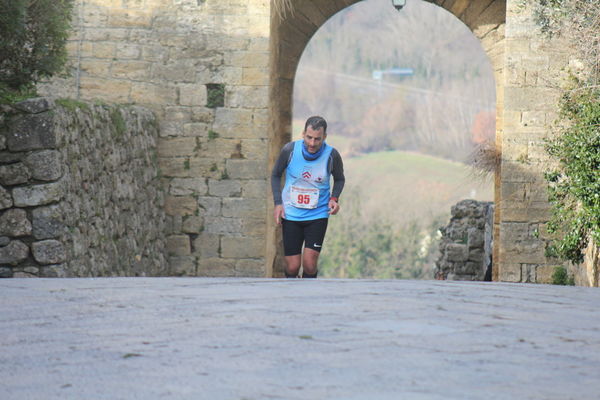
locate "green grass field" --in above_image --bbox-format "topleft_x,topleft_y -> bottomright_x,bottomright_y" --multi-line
336,150 -> 493,227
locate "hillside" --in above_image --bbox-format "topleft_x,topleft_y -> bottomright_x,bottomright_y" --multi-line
318,148 -> 494,279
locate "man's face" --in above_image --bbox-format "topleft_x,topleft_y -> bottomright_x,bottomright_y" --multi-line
302,126 -> 326,154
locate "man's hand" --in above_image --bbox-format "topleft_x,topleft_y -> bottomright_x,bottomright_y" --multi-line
328,199 -> 340,215
274,204 -> 285,225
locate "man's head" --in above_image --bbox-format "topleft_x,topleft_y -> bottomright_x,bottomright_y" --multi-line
302,116 -> 327,154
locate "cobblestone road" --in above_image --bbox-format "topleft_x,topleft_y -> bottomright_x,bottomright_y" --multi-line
1,278 -> 599,399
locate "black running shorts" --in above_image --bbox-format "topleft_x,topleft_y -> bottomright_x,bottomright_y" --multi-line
281,218 -> 329,256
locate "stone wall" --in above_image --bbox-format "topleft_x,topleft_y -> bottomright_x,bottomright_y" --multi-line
435,200 -> 494,281
0,97 -> 166,277
38,0 -> 270,277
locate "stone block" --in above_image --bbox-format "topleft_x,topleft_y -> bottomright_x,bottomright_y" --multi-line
189,158 -> 224,179
158,157 -> 191,178
0,236 -> 9,246
182,216 -> 204,234
179,84 -> 208,107
241,180 -> 267,198
12,181 -> 63,207
169,256 -> 196,276
23,150 -> 63,181
131,83 -> 177,105
40,264 -> 67,278
0,267 -> 12,278
197,257 -> 237,277
80,77 -> 131,103
13,98 -> 55,114
92,42 -> 116,59
167,235 -> 191,256
241,139 -> 268,160
208,179 -> 242,197
158,138 -> 198,157
235,259 -> 265,277
7,113 -> 56,151
115,43 -> 142,59
191,107 -> 216,124
0,186 -> 13,210
0,163 -> 31,186
80,60 -> 112,78
198,196 -> 221,216
242,218 -> 266,236
228,86 -> 268,108
226,160 -> 266,179
192,233 -> 220,258
164,196 -> 198,216
182,123 -> 210,137
204,217 -> 243,235
0,240 -> 29,265
467,227 -> 484,249
32,205 -> 64,240
169,178 -> 208,196
0,209 -> 32,237
32,240 -> 67,265
221,236 -> 264,258
446,244 -> 468,262
222,198 -> 265,218
498,263 -> 522,282
242,67 -> 269,85
111,61 -> 151,80
109,9 -> 152,27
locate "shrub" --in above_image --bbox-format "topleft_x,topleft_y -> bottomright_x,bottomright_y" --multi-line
0,0 -> 74,98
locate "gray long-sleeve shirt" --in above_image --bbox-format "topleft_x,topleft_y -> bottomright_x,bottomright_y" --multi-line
271,141 -> 345,205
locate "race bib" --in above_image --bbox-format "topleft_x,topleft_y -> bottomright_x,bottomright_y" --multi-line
290,185 -> 319,209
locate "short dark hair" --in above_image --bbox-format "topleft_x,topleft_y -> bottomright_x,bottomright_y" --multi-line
304,116 -> 327,134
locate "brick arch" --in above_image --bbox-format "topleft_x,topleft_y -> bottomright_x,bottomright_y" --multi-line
267,0 -> 507,277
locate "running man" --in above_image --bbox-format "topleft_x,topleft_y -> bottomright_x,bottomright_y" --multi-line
271,116 -> 345,278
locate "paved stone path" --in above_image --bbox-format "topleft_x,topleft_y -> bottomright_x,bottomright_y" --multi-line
1,278 -> 599,399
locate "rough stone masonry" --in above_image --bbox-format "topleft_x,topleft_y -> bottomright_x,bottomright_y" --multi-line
0,97 -> 166,277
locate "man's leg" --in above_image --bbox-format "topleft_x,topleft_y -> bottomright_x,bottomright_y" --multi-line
281,219 -> 305,278
284,255 -> 301,278
302,248 -> 320,278
301,218 -> 328,278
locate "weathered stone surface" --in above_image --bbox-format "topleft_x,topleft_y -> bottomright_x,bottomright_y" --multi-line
208,179 -> 241,197
446,244 -> 468,262
436,200 -> 494,281
204,217 -> 242,235
169,178 -> 207,196
31,205 -> 64,240
13,97 -> 55,114
164,196 -> 197,216
182,216 -> 204,233
39,264 -> 67,278
31,240 -> 67,265
0,163 -> 31,186
167,235 -> 191,256
169,256 -> 196,276
221,236 -> 263,258
0,266 -> 12,277
0,240 -> 29,265
7,113 -> 56,151
0,236 -> 10,246
0,185 -> 13,210
192,233 -> 220,258
0,209 -> 32,237
12,181 -> 63,207
23,150 -> 63,181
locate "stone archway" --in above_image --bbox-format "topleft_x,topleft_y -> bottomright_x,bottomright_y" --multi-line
267,0 -> 506,278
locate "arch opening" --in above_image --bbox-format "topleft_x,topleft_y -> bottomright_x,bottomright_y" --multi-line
268,0 -> 506,279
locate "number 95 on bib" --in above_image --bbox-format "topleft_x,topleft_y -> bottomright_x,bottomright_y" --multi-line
290,185 -> 319,209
